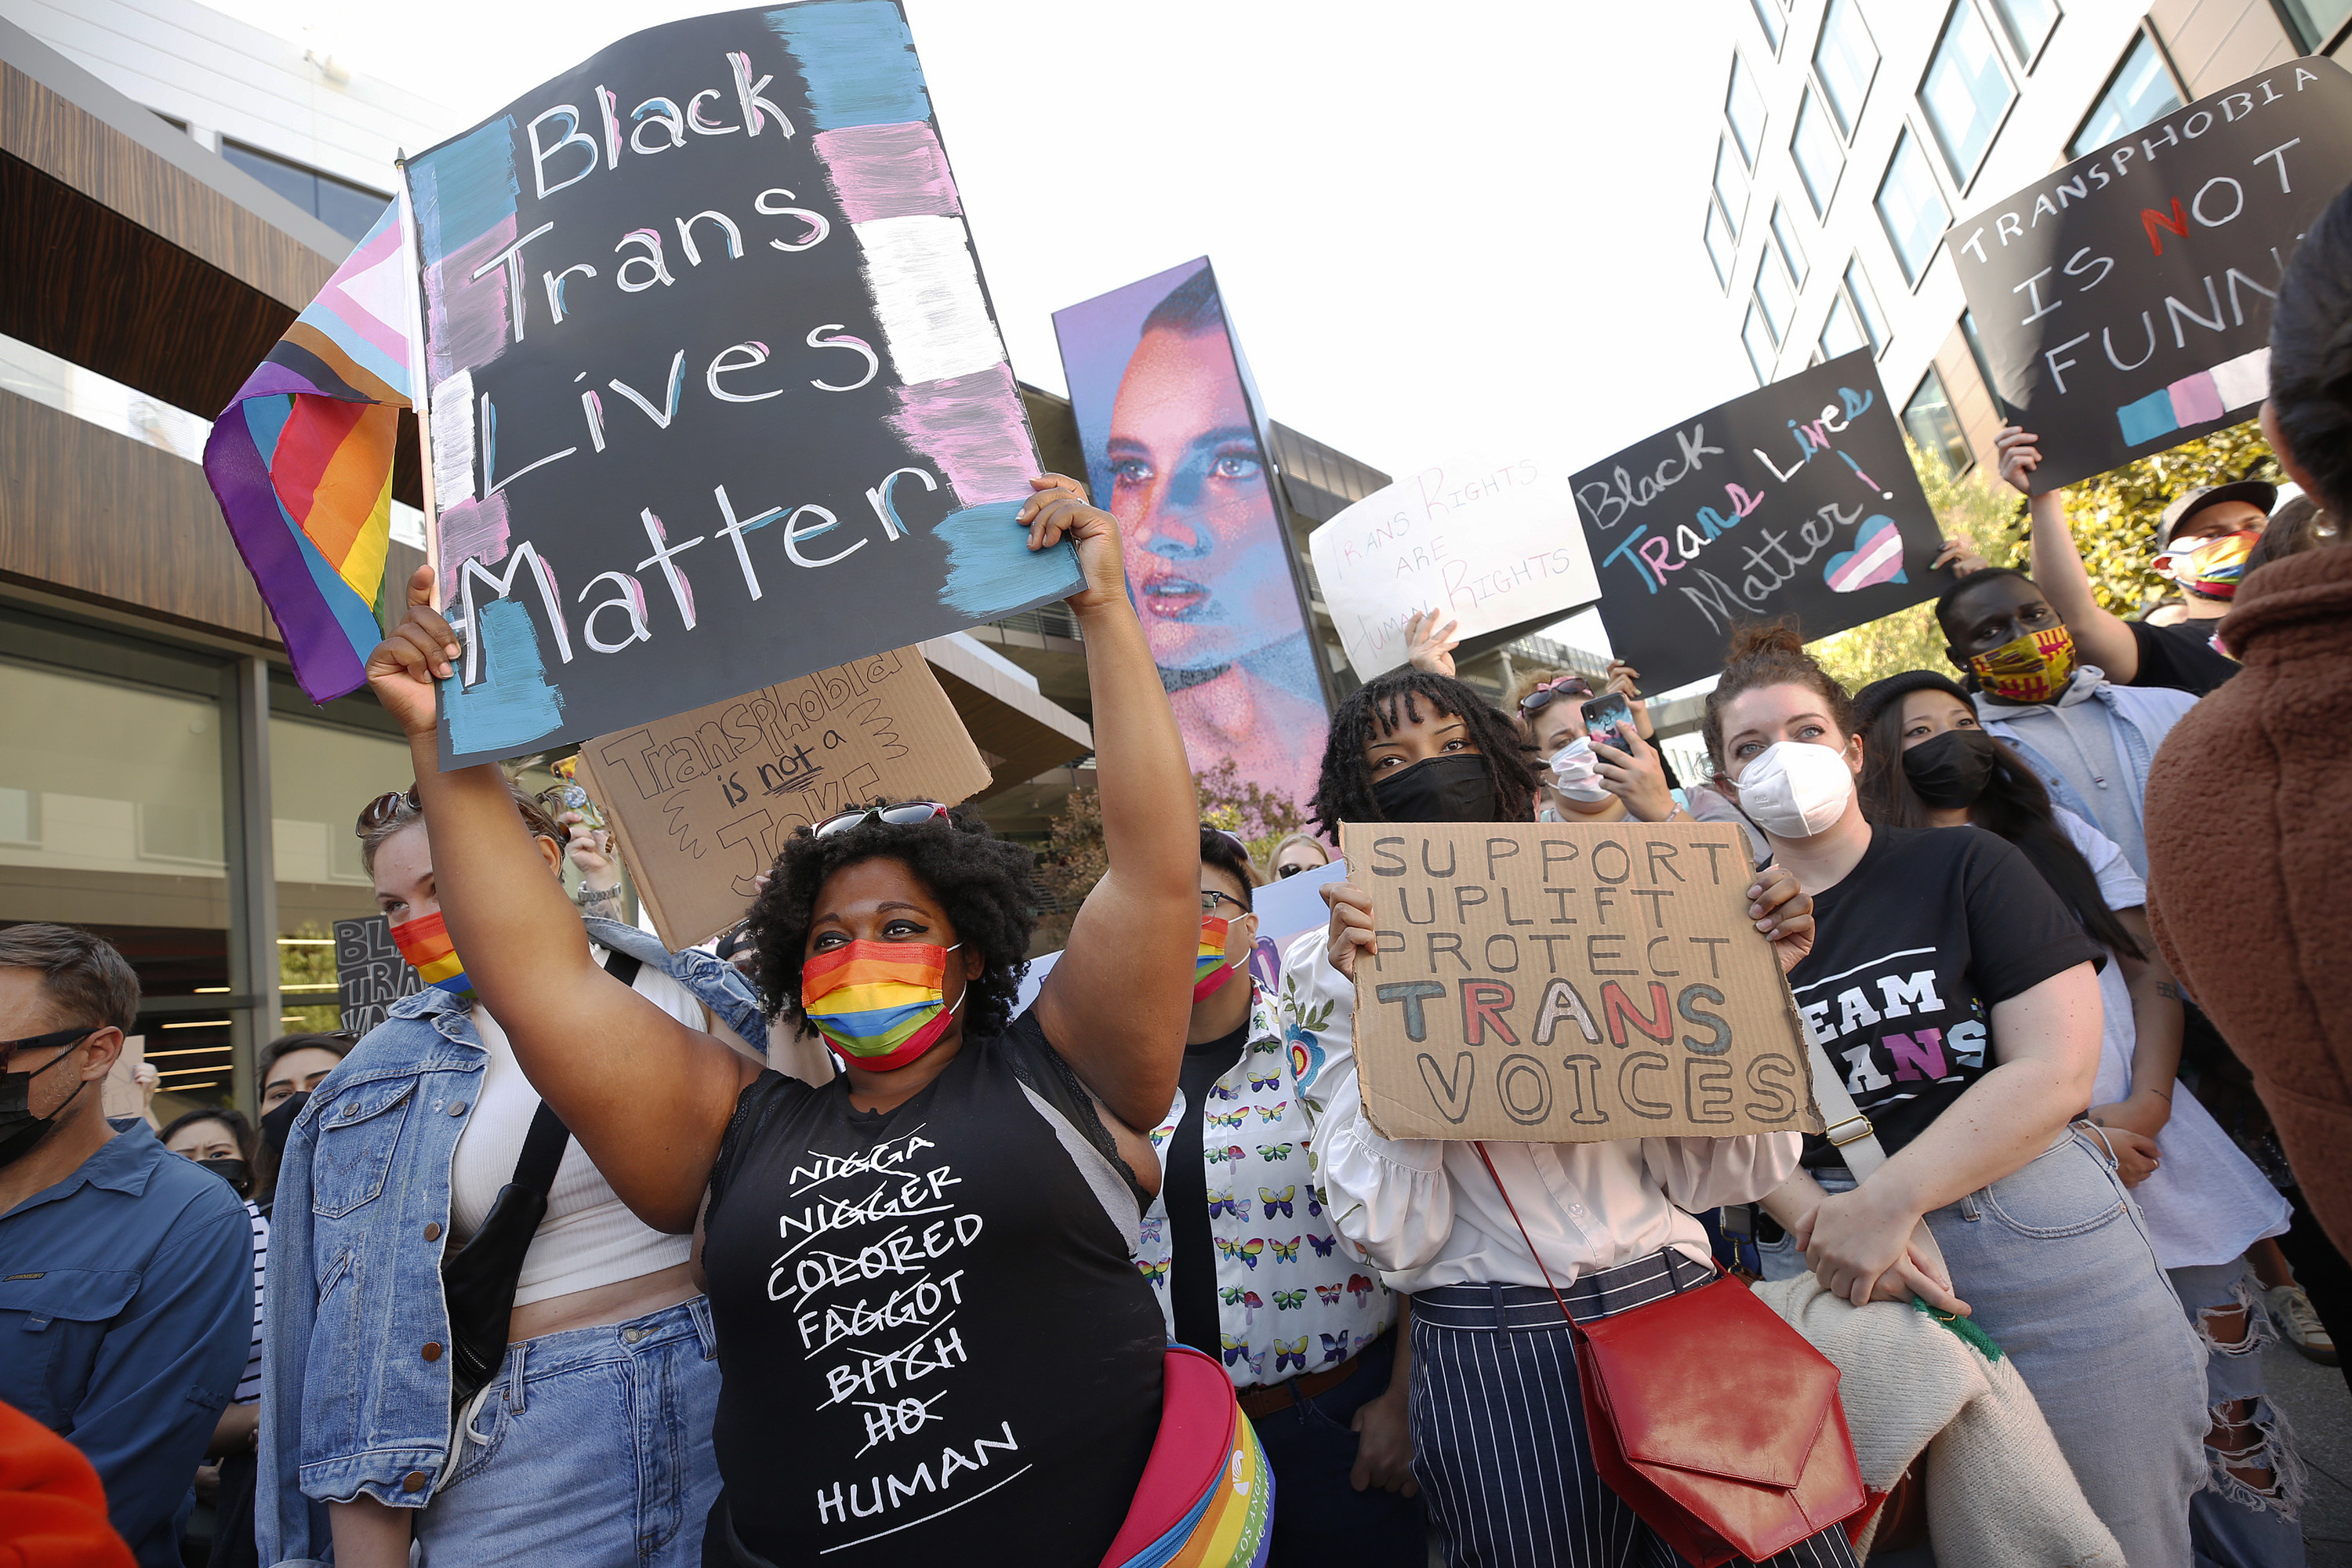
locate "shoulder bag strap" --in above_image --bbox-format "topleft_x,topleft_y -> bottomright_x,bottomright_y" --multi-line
1471,1141 -> 1583,1328
507,945 -> 644,1191
1804,1037 -> 1950,1280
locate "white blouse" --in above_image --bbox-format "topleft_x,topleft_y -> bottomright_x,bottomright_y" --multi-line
1281,930 -> 1802,1295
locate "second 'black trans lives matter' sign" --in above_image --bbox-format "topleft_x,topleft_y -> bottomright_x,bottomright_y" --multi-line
1571,352 -> 1947,692
1949,58 -> 2352,492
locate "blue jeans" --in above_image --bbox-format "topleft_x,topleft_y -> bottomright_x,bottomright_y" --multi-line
2171,1261 -> 2307,1568
1762,1134 -> 2205,1568
416,1298 -> 721,1568
1247,1328 -> 1427,1568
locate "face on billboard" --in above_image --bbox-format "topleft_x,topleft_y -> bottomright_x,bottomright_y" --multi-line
1109,327 -> 1298,670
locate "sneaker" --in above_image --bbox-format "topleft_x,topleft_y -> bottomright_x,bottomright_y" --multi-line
2267,1283 -> 2339,1366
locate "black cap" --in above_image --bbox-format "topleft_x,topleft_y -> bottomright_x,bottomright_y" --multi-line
1853,670 -> 1973,728
2158,480 -> 2277,549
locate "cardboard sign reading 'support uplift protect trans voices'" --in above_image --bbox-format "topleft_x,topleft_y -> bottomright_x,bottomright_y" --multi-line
1340,822 -> 1820,1143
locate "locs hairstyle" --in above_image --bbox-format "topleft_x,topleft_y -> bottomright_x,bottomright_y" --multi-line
1310,670 -> 1541,840
747,804 -> 1035,1041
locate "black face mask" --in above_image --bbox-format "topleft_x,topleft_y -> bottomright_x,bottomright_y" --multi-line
1371,753 -> 1498,824
260,1091 -> 307,1166
198,1156 -> 252,1196
0,1037 -> 89,1170
1903,728 -> 2002,809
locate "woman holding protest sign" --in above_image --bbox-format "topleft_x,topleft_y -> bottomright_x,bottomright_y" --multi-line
1852,669 -> 2303,1568
1283,665 -> 1848,1568
359,476 -> 1240,1568
1713,628 -> 2204,1568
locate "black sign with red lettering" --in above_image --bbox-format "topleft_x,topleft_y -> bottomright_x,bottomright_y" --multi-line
1947,58 -> 2352,491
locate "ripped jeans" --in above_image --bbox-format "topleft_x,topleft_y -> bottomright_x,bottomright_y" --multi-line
2171,1260 -> 2307,1568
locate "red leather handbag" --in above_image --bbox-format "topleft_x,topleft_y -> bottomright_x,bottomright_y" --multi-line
1472,1144 -> 1867,1568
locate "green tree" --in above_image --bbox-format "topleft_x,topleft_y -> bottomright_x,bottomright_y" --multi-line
280,922 -> 341,1034
1194,758 -> 1307,863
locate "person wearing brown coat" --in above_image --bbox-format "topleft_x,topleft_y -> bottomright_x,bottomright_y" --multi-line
2144,175 -> 2352,1259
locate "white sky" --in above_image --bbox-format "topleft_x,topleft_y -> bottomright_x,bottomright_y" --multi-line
209,0 -> 1757,481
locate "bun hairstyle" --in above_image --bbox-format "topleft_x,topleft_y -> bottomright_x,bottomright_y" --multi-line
2268,176 -> 2352,517
1700,622 -> 1857,775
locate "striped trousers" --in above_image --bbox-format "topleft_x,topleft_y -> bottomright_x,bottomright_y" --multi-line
1409,1252 -> 1859,1568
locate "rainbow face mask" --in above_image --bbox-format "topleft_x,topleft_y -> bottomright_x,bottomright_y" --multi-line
389,912 -> 471,997
1969,626 -> 2078,705
2171,529 -> 2259,598
1194,916 -> 1239,1003
800,940 -> 962,1072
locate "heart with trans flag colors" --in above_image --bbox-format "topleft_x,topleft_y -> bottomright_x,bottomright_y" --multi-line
1824,515 -> 1907,594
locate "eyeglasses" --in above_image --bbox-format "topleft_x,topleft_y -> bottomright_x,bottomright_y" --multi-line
1518,676 -> 1594,717
1200,890 -> 1250,915
811,802 -> 951,840
2,1023 -> 97,1069
356,787 -> 421,837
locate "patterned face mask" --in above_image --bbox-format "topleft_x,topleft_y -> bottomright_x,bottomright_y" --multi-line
1194,916 -> 1240,1002
800,940 -> 964,1072
2172,529 -> 2259,598
1969,626 -> 2078,704
389,912 -> 472,998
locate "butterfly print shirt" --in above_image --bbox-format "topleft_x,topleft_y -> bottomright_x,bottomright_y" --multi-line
1136,984 -> 1393,1388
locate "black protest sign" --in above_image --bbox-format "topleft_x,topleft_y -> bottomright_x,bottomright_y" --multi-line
336,916 -> 420,1037
1338,822 -> 1819,1143
408,2 -> 1080,769
1571,351 -> 1945,692
1948,59 -> 2352,492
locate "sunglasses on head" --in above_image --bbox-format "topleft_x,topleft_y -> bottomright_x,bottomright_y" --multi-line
1202,823 -> 1250,851
1518,677 -> 1594,717
810,802 -> 951,840
356,787 -> 421,837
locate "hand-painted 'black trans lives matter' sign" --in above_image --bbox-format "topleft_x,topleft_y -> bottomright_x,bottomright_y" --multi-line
1948,58 -> 2352,492
1570,351 -> 1947,692
406,1 -> 1080,768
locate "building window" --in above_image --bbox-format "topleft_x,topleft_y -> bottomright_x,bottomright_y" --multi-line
1918,2 -> 2016,185
1755,247 -> 1797,346
1743,301 -> 1778,384
1875,128 -> 1951,285
1769,203 -> 1809,285
1845,257 -> 1889,354
1813,0 -> 1879,140
1704,200 -> 1738,288
1904,366 -> 1972,475
2068,32 -> 2183,160
2275,0 -> 2352,51
220,140 -> 390,241
1820,292 -> 1870,361
1726,53 -> 1768,168
1960,309 -> 2003,409
1791,89 -> 1845,216
1713,138 -> 1749,238
1985,0 -> 2060,65
1750,0 -> 1785,51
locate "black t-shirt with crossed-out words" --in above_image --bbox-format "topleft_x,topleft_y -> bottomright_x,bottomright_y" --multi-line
699,1011 -> 1164,1566
1792,826 -> 2104,1168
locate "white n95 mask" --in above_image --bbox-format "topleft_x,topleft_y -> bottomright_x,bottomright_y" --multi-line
1733,741 -> 1855,840
1547,737 -> 1614,804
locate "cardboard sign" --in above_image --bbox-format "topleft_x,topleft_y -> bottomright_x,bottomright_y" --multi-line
336,916 -> 422,1037
1310,455 -> 1602,682
578,646 -> 989,949
1338,822 -> 1818,1143
408,2 -> 1081,769
1572,352 -> 1946,692
1948,59 -> 2352,492
100,1035 -> 147,1121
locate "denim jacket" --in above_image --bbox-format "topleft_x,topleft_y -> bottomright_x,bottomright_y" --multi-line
257,919 -> 764,1566
1973,670 -> 2197,869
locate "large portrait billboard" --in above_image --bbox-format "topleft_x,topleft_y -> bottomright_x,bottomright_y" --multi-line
1053,259 -> 1330,811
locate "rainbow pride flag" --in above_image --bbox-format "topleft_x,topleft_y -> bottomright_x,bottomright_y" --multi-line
204,199 -> 414,703
387,911 -> 469,995
1098,1345 -> 1272,1568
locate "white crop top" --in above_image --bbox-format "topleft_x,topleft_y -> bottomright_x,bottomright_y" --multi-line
447,947 -> 702,1305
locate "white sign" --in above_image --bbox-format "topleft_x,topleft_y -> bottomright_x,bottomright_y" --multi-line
1309,454 -> 1602,682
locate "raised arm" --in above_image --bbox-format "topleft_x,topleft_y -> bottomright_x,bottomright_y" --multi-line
1997,427 -> 2142,681
365,565 -> 752,1232
1028,475 -> 1200,1134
